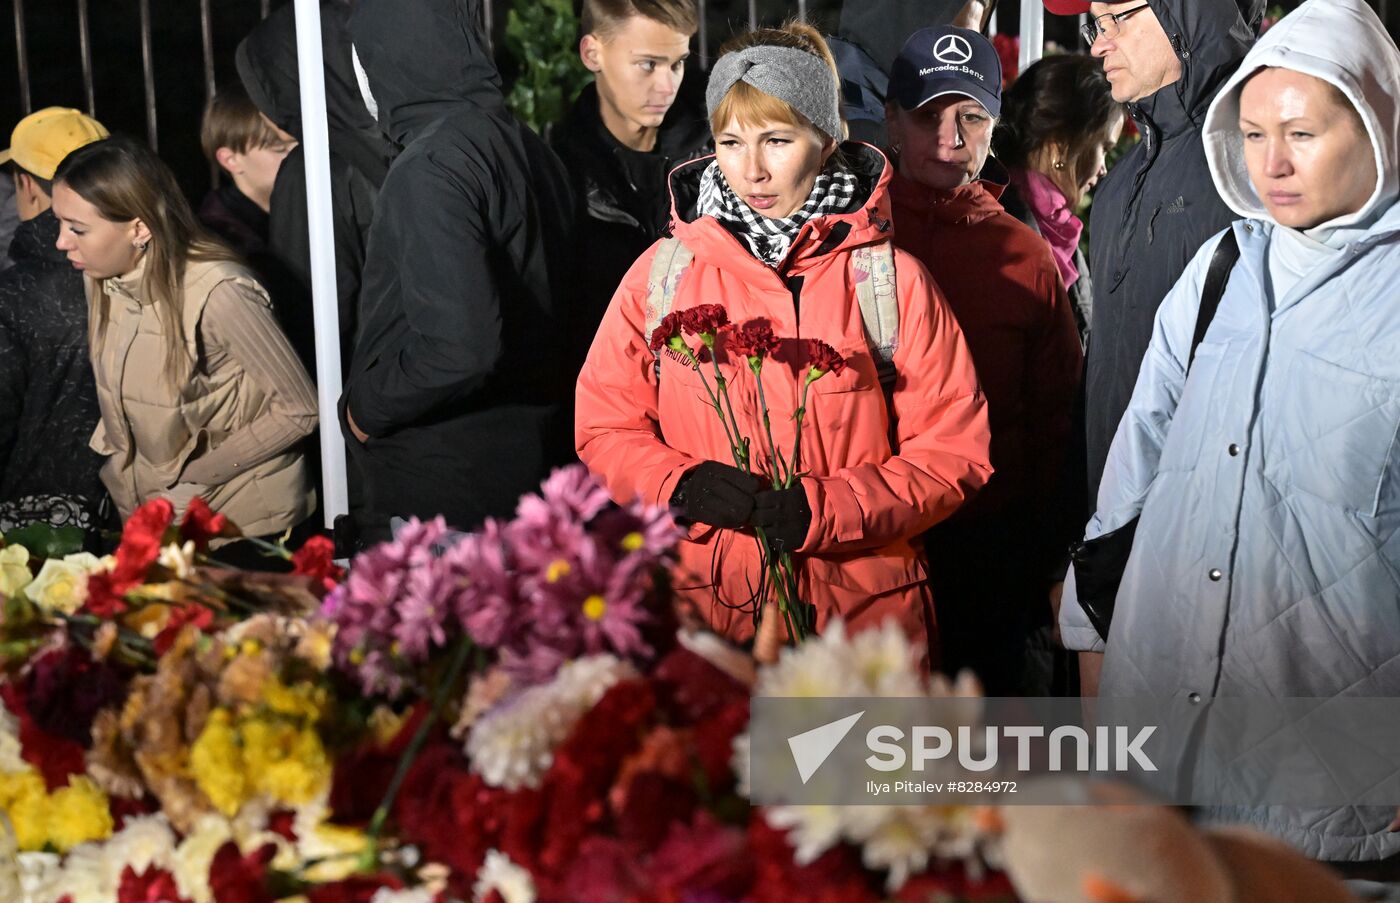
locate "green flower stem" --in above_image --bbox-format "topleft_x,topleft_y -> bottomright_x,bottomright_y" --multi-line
693,366 -> 747,472
750,360 -> 789,489
361,634 -> 476,870
788,376 -> 816,488
754,525 -> 798,642
709,354 -> 750,473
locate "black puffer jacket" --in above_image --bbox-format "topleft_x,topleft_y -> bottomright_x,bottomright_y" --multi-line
1082,0 -> 1262,507
236,0 -> 392,368
552,82 -> 708,372
343,0 -> 575,540
0,211 -> 107,531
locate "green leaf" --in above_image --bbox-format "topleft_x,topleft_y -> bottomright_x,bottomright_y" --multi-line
3,523 -> 85,559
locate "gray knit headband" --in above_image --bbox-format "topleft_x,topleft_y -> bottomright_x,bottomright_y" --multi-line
705,45 -> 842,141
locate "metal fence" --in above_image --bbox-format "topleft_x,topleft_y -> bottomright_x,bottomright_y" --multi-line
5,0 -> 1393,192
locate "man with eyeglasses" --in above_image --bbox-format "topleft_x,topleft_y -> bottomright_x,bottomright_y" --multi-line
1045,0 -> 1264,692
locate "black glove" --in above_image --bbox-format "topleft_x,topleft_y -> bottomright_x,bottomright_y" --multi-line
671,461 -> 762,529
751,485 -> 812,553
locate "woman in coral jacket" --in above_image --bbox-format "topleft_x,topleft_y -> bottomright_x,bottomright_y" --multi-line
575,22 -> 992,661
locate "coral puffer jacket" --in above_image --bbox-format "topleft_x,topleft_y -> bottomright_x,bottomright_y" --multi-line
576,144 -> 992,645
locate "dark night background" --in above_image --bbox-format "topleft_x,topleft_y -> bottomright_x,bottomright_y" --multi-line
0,0 -> 1386,205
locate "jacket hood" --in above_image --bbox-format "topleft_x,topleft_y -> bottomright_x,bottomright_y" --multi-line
237,0 -> 371,141
667,142 -> 896,277
837,0 -> 968,74
1136,0 -> 1262,136
236,0 -> 391,182
349,0 -> 503,145
1203,0 -> 1400,237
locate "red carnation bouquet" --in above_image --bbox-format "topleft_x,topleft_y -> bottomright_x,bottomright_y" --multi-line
650,305 -> 848,647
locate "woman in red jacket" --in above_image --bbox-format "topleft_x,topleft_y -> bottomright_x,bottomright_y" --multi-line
885,26 -> 1083,693
575,22 -> 992,662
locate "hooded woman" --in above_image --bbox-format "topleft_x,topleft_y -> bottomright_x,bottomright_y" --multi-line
576,22 -> 992,661
1060,0 -> 1400,863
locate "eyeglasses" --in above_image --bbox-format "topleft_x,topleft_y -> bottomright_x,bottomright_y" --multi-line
1080,3 -> 1151,46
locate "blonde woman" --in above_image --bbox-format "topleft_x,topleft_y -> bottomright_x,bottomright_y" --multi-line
577,23 -> 992,662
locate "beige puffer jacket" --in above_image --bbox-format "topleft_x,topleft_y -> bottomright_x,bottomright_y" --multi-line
87,256 -> 316,539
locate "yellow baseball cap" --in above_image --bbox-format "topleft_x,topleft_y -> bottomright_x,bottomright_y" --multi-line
0,107 -> 109,181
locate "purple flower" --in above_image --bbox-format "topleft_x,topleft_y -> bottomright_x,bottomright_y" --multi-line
321,516 -> 452,699
535,464 -> 614,523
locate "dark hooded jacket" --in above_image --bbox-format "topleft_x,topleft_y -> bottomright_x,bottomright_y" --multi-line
551,81 -> 708,372
829,0 -> 970,144
1081,0 -> 1262,509
0,210 -> 107,531
236,0 -> 392,369
343,0 -> 575,540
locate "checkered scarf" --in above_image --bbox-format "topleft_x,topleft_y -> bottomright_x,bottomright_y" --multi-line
696,160 -> 861,267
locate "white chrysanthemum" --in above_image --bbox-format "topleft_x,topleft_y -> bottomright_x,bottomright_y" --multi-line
467,655 -> 636,790
842,805 -> 951,890
99,814 -> 178,888
18,851 -> 62,903
472,849 -> 536,903
843,619 -> 925,696
764,805 -> 845,865
370,888 -> 438,903
172,815 -> 234,903
40,841 -> 110,903
754,622 -> 862,699
157,541 -> 198,579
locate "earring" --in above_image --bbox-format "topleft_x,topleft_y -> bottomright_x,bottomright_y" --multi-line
1053,159 -> 1066,170
134,240 -> 148,252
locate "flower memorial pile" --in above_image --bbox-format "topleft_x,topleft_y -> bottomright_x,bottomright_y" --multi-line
0,466 -> 1020,902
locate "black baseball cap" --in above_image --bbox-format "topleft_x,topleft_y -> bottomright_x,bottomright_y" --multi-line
888,26 -> 1003,117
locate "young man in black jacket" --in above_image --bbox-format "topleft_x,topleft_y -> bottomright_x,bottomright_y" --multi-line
552,0 -> 707,371
0,108 -> 110,534
343,0 -> 576,544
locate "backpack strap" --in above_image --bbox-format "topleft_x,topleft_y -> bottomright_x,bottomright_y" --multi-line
852,242 -> 899,395
1187,228 -> 1240,372
645,237 -> 695,379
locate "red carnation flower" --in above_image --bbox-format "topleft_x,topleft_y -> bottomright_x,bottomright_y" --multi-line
728,319 -> 782,363
118,865 -> 193,903
85,498 -> 176,617
649,311 -> 685,352
803,340 -> 847,381
678,304 -> 729,338
291,535 -> 344,593
152,603 -> 215,655
179,497 -> 232,550
207,842 -> 276,903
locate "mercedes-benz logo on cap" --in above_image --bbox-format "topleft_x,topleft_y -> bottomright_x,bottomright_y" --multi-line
933,34 -> 973,65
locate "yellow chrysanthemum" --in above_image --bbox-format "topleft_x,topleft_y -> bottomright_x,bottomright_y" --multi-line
189,709 -> 248,816
242,719 -> 329,806
0,769 -> 48,850
46,776 -> 114,852
261,678 -> 327,721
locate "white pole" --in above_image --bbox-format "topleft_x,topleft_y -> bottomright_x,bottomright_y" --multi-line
1019,0 -> 1045,72
292,0 -> 349,528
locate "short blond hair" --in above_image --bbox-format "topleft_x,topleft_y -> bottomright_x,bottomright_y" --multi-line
709,22 -> 843,138
581,0 -> 698,40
